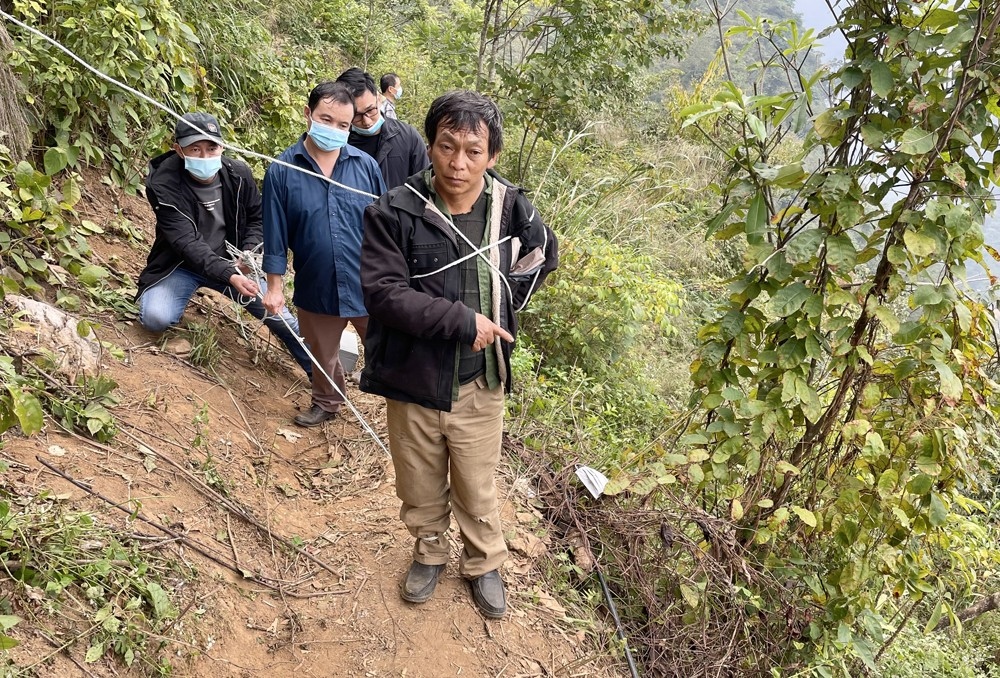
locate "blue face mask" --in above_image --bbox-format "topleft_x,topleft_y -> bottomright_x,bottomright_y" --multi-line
184,154 -> 222,181
352,114 -> 384,137
395,86 -> 403,100
308,119 -> 349,151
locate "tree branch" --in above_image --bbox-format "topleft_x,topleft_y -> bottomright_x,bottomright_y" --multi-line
935,593 -> 1000,632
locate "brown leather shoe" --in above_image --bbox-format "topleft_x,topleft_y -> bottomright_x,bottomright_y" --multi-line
470,570 -> 506,619
293,405 -> 336,428
401,561 -> 445,604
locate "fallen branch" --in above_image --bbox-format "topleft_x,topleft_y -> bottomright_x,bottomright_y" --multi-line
935,592 -> 1000,631
34,456 -> 340,599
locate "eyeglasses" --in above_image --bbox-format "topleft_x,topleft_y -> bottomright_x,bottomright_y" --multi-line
353,106 -> 379,123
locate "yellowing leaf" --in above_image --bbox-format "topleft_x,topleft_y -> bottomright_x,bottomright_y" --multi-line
933,361 -> 963,402
731,499 -> 744,521
877,469 -> 899,496
775,461 -> 800,476
602,473 -> 631,496
792,506 -> 817,527
8,387 -> 43,435
688,449 -> 710,463
903,230 -> 937,257
679,583 -> 700,608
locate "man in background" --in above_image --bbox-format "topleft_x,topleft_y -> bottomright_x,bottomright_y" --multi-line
136,112 -> 311,377
336,67 -> 428,190
379,72 -> 402,120
262,83 -> 385,427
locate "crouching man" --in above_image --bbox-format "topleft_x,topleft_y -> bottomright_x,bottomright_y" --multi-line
360,91 -> 558,618
136,112 -> 311,376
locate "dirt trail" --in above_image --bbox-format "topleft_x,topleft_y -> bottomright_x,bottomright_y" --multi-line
0,179 -> 614,677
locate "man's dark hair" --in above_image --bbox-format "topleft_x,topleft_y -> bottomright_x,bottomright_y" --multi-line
336,67 -> 377,98
380,73 -> 399,94
425,91 -> 504,158
307,81 -> 355,111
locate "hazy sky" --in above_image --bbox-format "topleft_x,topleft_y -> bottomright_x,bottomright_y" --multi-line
794,0 -> 848,62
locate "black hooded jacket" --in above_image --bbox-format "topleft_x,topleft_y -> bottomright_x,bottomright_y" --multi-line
360,170 -> 559,411
136,151 -> 262,298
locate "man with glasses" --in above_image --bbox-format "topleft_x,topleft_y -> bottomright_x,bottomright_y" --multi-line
336,68 -> 428,190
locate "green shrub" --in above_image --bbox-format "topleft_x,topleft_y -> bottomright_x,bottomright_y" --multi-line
876,617 -> 1000,678
521,234 -> 682,383
8,0 -> 201,190
0,475 -> 187,673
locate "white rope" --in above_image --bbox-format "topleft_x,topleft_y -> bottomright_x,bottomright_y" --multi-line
404,184 -> 549,312
0,11 -> 379,200
404,184 -> 517,305
411,235 -> 512,279
224,243 -> 390,455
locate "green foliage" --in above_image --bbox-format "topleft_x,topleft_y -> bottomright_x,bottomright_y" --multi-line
188,404 -> 228,495
167,0 -> 327,163
0,484 -> 185,673
47,375 -> 119,443
487,0 -> 699,177
0,357 -> 43,436
509,339 -> 673,471
1,143 -> 137,320
662,0 -> 825,98
876,615 -> 1000,677
8,0 -> 201,191
509,134 -> 690,471
525,236 -> 681,377
183,321 -> 223,369
634,2 -> 1000,672
1,149 -> 91,300
0,145 -> 125,442
0,346 -> 121,442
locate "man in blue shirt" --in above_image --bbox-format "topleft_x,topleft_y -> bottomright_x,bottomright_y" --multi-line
262,82 -> 386,427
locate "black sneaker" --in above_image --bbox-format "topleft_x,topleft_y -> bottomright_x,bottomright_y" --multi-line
469,570 -> 506,619
293,405 -> 336,428
401,561 -> 445,604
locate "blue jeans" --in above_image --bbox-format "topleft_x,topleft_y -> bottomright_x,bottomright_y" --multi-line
138,266 -> 312,376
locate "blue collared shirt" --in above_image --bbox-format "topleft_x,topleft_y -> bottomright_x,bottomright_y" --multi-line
262,136 -> 386,316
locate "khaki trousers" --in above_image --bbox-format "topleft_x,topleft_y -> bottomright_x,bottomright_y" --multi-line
386,379 -> 508,578
297,309 -> 367,413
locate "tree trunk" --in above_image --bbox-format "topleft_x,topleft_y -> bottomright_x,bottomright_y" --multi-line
0,23 -> 30,159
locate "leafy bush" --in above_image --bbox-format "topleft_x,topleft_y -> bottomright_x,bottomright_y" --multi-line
523,235 -> 681,381
8,0 -> 201,190
0,147 -> 123,441
876,616 -> 1000,678
0,474 -> 187,673
167,0 -> 328,165
594,6 -> 1000,674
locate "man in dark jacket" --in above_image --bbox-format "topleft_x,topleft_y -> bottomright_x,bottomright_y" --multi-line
361,91 -> 558,619
336,68 -> 429,189
136,112 -> 311,375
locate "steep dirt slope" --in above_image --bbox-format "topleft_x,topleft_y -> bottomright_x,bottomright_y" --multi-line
0,175 -> 619,677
